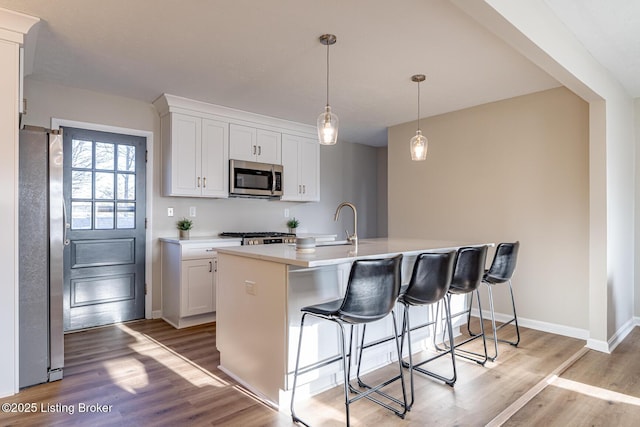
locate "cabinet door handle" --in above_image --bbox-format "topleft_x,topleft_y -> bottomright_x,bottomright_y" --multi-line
258,145 -> 261,156
302,184 -> 306,194
197,176 -> 201,187
253,145 -> 257,155
298,184 -> 301,194
214,260 -> 218,272
203,177 -> 207,188
209,261 -> 212,273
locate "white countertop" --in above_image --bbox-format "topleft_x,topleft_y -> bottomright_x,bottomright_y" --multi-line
216,238 -> 493,268
159,236 -> 242,245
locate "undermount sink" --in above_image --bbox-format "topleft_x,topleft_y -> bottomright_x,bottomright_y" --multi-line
315,240 -> 351,247
316,240 -> 368,247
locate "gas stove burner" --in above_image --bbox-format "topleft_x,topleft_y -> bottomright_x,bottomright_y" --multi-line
219,231 -> 296,245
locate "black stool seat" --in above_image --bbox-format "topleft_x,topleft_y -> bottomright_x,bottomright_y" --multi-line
302,299 -> 391,324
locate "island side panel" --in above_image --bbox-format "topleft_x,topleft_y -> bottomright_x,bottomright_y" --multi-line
216,253 -> 288,405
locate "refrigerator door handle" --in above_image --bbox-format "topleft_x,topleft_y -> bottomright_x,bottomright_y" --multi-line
63,202 -> 70,246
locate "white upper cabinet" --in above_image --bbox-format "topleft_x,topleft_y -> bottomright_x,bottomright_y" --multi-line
161,112 -> 229,198
229,123 -> 281,164
201,119 -> 229,197
281,134 -> 319,202
154,94 -> 318,201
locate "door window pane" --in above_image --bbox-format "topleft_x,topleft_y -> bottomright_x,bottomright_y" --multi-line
117,173 -> 135,200
95,202 -> 114,229
71,139 -> 93,169
71,201 -> 92,230
95,172 -> 114,200
117,203 -> 135,229
118,145 -> 136,172
71,171 -> 93,198
95,142 -> 115,170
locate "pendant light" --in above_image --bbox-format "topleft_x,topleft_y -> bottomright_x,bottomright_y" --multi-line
410,74 -> 428,161
317,34 -> 338,145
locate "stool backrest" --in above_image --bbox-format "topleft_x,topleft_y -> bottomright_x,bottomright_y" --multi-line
402,251 -> 456,305
338,254 -> 403,323
485,241 -> 520,284
449,246 -> 488,293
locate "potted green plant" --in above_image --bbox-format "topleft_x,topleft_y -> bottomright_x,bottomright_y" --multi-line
287,217 -> 300,234
177,217 -> 193,239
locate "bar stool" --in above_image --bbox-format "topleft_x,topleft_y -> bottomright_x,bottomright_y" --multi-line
468,241 -> 520,361
397,251 -> 456,409
436,245 -> 489,365
290,255 -> 407,427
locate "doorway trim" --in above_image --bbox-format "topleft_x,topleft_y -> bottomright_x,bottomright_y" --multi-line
51,118 -> 154,320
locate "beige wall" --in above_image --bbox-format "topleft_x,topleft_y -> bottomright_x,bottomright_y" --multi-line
388,87 -> 590,332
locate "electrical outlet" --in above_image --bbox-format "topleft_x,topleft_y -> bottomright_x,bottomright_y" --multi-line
284,208 -> 290,218
167,207 -> 174,217
189,206 -> 196,217
245,280 -> 256,296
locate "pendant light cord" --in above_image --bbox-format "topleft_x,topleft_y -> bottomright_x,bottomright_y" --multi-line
326,42 -> 330,107
416,80 -> 421,132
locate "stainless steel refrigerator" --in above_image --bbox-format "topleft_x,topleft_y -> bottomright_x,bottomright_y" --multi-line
18,126 -> 64,388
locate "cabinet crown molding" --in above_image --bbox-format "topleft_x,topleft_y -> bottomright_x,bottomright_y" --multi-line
153,93 -> 316,138
0,7 -> 39,40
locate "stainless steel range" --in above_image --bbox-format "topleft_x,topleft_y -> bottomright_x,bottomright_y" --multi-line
219,231 -> 296,245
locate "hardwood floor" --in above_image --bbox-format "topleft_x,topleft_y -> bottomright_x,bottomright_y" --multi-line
1,319 -> 639,426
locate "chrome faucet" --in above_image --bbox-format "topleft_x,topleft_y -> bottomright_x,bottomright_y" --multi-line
334,202 -> 358,246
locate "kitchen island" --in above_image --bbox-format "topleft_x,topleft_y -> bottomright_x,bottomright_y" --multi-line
215,238 -> 490,409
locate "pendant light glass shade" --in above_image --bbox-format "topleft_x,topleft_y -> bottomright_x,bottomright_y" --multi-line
317,105 -> 338,145
410,74 -> 427,161
318,34 -> 338,145
410,130 -> 428,160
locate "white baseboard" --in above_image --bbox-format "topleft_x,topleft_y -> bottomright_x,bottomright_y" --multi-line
151,310 -> 162,319
470,308 -> 589,340
586,338 -> 610,353
602,318 -> 635,353
472,309 -> 640,354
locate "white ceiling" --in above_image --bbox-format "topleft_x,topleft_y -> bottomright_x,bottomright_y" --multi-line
544,0 -> 640,98
1,1 -> 636,146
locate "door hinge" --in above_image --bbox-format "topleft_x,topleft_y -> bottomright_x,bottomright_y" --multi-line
145,150 -> 148,163
145,283 -> 147,295
145,217 -> 148,229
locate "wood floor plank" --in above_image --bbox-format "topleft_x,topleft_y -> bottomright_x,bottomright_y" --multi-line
2,318 -> 639,426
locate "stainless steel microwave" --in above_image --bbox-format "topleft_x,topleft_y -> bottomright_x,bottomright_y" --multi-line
229,159 -> 283,198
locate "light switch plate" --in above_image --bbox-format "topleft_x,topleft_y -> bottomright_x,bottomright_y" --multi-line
167,207 -> 174,217
189,206 -> 196,217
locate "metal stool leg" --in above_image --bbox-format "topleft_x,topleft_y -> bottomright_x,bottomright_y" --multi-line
468,280 -> 521,360
404,295 -> 457,386
353,313 -> 408,418
507,280 -> 521,346
439,291 -> 488,366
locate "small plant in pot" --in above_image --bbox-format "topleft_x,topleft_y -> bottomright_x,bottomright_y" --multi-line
177,217 -> 193,239
287,217 -> 300,234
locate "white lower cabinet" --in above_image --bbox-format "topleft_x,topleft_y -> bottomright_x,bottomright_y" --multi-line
180,258 -> 216,317
161,239 -> 240,328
